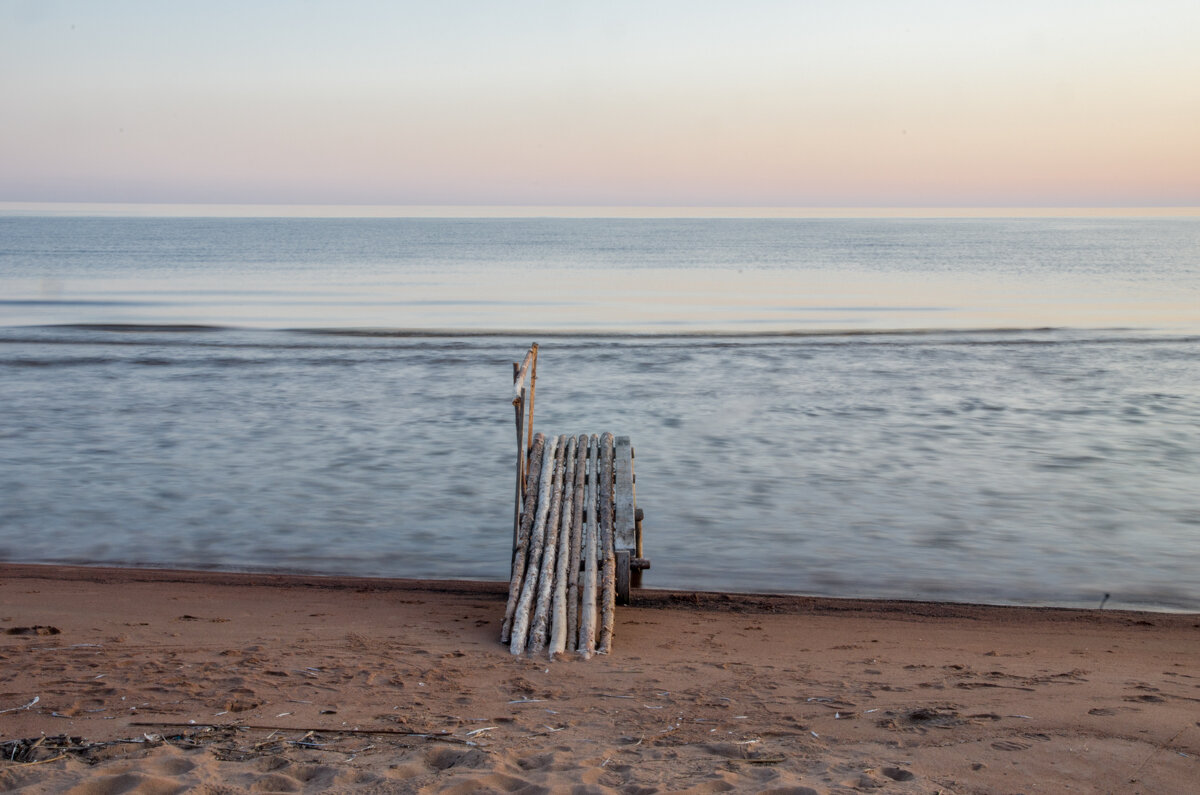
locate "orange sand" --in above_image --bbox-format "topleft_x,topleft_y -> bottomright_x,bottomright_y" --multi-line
2,564 -> 1198,793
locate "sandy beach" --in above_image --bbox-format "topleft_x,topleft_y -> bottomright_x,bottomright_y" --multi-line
1,563 -> 1197,793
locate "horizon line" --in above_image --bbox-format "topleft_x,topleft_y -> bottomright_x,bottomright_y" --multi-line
2,202 -> 1198,219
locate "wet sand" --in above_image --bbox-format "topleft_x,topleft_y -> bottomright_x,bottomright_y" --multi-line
2,563 -> 1197,793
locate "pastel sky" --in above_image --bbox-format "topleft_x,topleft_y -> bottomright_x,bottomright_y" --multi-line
2,0 -> 1198,207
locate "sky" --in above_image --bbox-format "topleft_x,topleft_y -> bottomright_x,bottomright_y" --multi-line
2,0 -> 1198,208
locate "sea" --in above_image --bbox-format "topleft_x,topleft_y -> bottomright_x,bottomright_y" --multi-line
1,210 -> 1198,611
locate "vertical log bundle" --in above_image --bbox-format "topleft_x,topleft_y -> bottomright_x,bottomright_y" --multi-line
508,435 -> 559,654
505,428 -> 629,659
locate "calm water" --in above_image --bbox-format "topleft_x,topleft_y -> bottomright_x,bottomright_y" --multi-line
1,216 -> 1198,610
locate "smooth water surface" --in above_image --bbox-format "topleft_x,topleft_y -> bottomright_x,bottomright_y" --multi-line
1,216 -> 1198,610
3,216 -> 1198,333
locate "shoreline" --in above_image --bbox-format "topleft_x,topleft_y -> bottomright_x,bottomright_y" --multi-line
2,563 -> 1198,792
3,561 -> 1193,623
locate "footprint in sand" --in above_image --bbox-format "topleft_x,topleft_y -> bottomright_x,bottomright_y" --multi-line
426,747 -> 489,772
4,625 -> 60,635
990,739 -> 1032,751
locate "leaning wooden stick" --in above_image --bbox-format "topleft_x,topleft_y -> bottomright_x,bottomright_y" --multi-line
525,345 -> 538,462
579,434 -> 600,658
598,432 -> 616,654
549,435 -> 578,656
528,436 -> 568,654
509,435 -> 558,654
512,343 -> 537,496
512,362 -> 524,547
501,433 -> 546,643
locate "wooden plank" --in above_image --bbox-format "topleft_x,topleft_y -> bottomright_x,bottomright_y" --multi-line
509,435 -> 558,654
500,433 -> 545,644
528,435 -> 568,654
613,435 -> 636,552
630,443 -> 642,589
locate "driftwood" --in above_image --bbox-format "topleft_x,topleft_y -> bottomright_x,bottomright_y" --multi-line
528,436 -> 568,654
565,433 -> 587,651
511,345 -> 538,541
509,435 -> 558,654
501,433 -> 546,644
598,432 -> 616,654
549,435 -> 578,656
511,345 -> 537,405
513,363 -> 524,546
505,345 -> 647,660
579,434 -> 599,658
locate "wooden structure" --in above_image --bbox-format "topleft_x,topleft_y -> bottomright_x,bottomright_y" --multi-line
500,344 -> 648,658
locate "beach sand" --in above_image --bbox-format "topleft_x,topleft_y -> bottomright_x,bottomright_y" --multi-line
1,564 -> 1197,793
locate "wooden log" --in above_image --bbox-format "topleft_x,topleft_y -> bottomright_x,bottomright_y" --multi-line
579,434 -> 599,658
511,344 -> 538,498
509,434 -> 558,655
549,435 -> 578,657
525,346 -> 538,459
512,363 -> 524,551
598,432 -> 616,654
565,433 -> 587,653
500,433 -> 545,644
528,435 -> 568,654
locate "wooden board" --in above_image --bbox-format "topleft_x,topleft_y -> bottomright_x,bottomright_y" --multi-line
613,435 -> 636,551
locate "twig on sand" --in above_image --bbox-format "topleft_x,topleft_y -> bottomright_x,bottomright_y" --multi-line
130,721 -> 477,743
8,754 -> 68,767
0,696 -> 39,714
1131,723 -> 1192,780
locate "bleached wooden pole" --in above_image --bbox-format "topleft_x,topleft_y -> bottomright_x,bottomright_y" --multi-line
522,345 -> 538,463
565,433 -> 587,652
528,435 -> 568,654
513,362 -> 524,551
501,433 -> 546,644
549,435 -> 578,657
509,435 -> 558,655
511,344 -> 537,511
579,434 -> 599,658
598,432 -> 617,654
